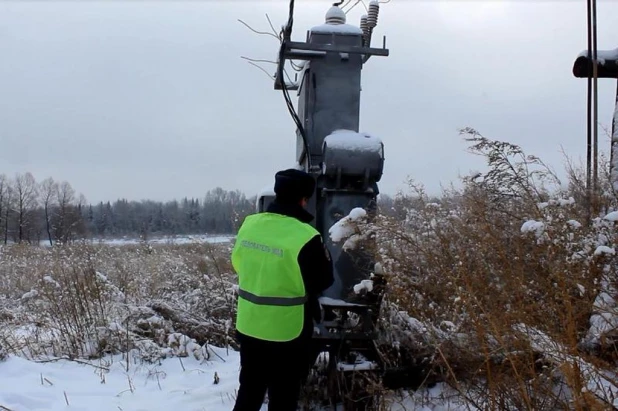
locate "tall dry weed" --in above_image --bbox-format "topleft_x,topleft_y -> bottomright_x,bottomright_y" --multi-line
338,130 -> 618,409
0,241 -> 238,362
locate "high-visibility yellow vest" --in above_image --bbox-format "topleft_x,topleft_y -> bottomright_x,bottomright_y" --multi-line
232,212 -> 319,342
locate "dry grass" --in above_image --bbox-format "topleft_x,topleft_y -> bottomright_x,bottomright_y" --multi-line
341,129 -> 618,409
0,241 -> 238,363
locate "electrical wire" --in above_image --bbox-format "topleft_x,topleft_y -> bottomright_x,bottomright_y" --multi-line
240,56 -> 296,84
291,60 -> 305,71
344,0 -> 368,14
265,13 -> 278,39
283,0 -> 295,39
340,0 -> 353,9
278,47 -> 312,169
278,0 -> 313,169
237,19 -> 280,41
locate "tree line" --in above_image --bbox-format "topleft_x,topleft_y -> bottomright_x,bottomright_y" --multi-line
0,173 -> 256,245
0,172 -> 400,245
86,187 -> 255,239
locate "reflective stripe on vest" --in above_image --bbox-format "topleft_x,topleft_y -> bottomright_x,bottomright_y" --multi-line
232,212 -> 319,342
237,289 -> 308,306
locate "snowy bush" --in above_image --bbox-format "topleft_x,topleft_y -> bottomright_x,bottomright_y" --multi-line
330,129 -> 618,409
0,241 -> 238,363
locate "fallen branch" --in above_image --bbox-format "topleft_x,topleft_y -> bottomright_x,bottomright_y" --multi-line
32,356 -> 110,371
147,301 -> 238,350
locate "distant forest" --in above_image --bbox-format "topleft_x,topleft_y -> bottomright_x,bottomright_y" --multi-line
0,172 -> 397,245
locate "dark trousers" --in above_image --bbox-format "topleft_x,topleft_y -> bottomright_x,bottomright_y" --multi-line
232,332 -> 314,411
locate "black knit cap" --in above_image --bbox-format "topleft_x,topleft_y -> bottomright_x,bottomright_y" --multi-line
274,169 -> 316,203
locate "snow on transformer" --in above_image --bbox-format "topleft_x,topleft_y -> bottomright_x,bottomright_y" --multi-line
255,130 -> 384,212
321,129 -> 384,181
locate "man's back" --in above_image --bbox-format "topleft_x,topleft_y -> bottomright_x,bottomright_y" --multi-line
233,202 -> 334,341
231,168 -> 334,411
232,211 -> 321,342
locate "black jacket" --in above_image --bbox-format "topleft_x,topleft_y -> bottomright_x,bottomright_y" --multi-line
237,200 -> 334,342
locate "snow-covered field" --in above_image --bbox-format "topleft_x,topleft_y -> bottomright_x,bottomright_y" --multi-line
92,235 -> 234,246
0,350 -> 472,411
38,234 -> 235,248
0,348 -> 242,411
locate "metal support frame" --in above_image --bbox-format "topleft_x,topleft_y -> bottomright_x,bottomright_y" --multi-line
275,40 -> 389,90
573,51 -> 618,199
571,0 -> 615,217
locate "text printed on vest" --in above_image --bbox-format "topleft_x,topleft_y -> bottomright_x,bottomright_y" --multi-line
240,240 -> 284,257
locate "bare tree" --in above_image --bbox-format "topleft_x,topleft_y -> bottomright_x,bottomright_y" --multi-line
75,193 -> 89,238
13,172 -> 38,243
4,182 -> 12,245
53,181 -> 83,243
39,177 -> 58,246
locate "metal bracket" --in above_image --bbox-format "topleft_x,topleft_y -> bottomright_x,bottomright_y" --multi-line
573,54 -> 618,78
284,41 -> 389,60
275,40 -> 389,89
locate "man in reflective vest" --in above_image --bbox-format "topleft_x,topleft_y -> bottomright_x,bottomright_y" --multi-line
231,168 -> 334,411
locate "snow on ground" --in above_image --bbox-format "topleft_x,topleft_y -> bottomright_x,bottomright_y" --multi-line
0,349 -> 471,411
0,347 -> 244,411
98,235 -> 234,246
38,234 -> 234,247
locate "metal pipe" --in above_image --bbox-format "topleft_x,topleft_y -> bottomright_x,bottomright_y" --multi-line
609,81 -> 618,196
586,0 -> 593,222
592,0 -> 599,211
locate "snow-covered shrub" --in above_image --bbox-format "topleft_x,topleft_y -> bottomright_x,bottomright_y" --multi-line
329,207 -> 370,251
0,241 -> 238,362
331,130 -> 618,409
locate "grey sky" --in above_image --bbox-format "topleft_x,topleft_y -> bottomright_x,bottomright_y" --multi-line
0,0 -> 617,204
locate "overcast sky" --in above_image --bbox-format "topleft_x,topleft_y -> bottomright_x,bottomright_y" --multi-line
1,0 -> 617,204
